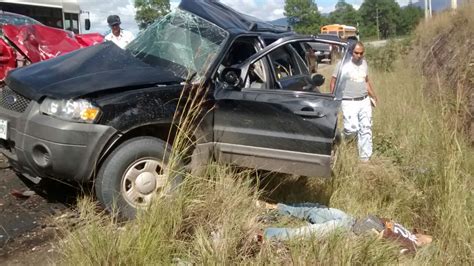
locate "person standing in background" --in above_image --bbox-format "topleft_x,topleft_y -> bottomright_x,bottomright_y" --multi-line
104,15 -> 135,49
305,46 -> 318,74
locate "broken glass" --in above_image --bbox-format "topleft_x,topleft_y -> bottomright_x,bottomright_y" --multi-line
127,9 -> 229,82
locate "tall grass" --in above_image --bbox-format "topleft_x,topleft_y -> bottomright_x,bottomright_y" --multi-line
55,62 -> 473,264
56,165 -> 264,264
336,60 -> 473,264
56,10 -> 473,264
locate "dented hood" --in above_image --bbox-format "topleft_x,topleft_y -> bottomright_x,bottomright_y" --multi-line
6,42 -> 182,101
2,24 -> 103,63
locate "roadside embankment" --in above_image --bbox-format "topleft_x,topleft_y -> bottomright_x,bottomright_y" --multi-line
412,5 -> 474,142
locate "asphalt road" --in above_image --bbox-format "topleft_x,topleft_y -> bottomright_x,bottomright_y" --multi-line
366,39 -> 389,48
0,157 -> 79,263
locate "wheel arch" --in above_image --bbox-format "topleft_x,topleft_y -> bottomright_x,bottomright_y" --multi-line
94,122 -> 176,180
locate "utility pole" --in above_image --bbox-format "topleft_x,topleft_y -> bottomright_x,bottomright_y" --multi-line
376,5 -> 380,40
451,0 -> 458,9
429,0 -> 432,17
424,0 -> 432,20
424,0 -> 429,21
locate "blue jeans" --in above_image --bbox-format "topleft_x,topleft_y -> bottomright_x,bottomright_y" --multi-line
264,203 -> 355,240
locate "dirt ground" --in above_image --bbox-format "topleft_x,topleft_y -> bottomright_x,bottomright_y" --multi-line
0,155 -> 81,265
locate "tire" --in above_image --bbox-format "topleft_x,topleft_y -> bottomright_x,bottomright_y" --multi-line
95,137 -> 182,219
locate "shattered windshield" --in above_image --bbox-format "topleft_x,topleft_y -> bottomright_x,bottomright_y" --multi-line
127,9 -> 228,81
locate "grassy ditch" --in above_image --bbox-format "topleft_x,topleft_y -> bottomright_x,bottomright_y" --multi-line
55,62 -> 473,265
55,16 -> 473,265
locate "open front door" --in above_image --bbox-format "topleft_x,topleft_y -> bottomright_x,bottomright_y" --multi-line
213,36 -> 347,177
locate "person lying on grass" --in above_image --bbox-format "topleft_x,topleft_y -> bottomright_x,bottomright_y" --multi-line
257,201 -> 432,254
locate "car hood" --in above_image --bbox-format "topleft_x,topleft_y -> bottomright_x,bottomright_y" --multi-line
2,24 -> 103,63
6,42 -> 183,101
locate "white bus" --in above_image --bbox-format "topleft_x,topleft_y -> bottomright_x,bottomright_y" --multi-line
0,0 -> 90,33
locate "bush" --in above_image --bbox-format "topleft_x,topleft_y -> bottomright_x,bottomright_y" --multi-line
365,38 -> 412,72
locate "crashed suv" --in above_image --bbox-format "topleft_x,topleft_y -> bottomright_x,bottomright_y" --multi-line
0,0 -> 348,218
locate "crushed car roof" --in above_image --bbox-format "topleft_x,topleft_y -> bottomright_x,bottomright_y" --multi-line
178,0 -> 291,35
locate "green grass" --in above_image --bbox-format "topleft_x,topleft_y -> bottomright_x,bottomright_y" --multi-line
55,7 -> 474,264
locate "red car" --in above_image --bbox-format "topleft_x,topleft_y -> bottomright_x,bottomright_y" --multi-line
0,11 -> 103,82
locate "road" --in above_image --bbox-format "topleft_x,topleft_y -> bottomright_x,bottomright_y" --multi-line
0,156 -> 79,264
366,39 -> 388,48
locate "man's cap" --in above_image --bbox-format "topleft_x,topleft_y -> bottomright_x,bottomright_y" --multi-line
107,15 -> 121,26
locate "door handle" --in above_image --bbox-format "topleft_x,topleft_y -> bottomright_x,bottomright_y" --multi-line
294,110 -> 326,118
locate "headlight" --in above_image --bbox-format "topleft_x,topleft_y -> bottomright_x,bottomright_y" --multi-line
40,98 -> 101,123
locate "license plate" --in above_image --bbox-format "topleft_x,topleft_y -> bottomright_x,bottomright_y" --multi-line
0,119 -> 8,140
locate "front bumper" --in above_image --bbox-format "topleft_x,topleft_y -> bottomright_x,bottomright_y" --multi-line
0,100 -> 117,182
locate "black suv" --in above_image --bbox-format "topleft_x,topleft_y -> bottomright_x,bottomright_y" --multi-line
0,0 -> 348,217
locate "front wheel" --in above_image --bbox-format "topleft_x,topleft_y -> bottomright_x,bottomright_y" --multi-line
95,137 -> 181,219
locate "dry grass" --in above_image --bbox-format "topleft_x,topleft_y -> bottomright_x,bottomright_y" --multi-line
55,6 -> 474,265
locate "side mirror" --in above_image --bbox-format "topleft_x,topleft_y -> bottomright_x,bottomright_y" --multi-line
219,68 -> 242,87
85,19 -> 91,31
310,73 -> 325,87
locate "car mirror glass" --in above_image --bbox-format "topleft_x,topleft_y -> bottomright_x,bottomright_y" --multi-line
310,73 -> 325,87
219,67 -> 242,88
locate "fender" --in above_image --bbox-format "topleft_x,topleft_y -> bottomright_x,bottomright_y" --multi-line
0,38 -> 16,82
95,84 -> 184,132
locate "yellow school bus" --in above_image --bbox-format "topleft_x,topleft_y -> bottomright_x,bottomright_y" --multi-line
320,24 -> 359,40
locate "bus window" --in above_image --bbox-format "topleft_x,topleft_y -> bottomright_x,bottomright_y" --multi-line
0,3 -> 63,29
0,2 -> 85,33
64,13 -> 79,34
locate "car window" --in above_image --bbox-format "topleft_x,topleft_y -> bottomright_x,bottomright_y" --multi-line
248,40 -> 344,93
270,45 -> 305,80
249,43 -> 312,92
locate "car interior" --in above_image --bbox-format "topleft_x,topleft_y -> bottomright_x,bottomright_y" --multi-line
219,38 -> 338,93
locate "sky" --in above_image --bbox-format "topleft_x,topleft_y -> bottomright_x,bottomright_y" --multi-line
78,0 -> 414,35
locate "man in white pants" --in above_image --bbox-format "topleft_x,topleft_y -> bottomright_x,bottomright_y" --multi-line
330,42 -> 378,162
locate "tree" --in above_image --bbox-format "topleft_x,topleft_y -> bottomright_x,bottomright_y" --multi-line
398,4 -> 423,35
328,0 -> 360,26
135,0 -> 170,30
284,0 -> 323,34
359,0 -> 401,39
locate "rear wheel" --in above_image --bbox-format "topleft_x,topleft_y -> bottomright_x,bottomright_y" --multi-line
95,137 -> 181,219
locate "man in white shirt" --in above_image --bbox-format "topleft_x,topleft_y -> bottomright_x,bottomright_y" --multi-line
330,42 -> 378,162
104,15 -> 135,49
